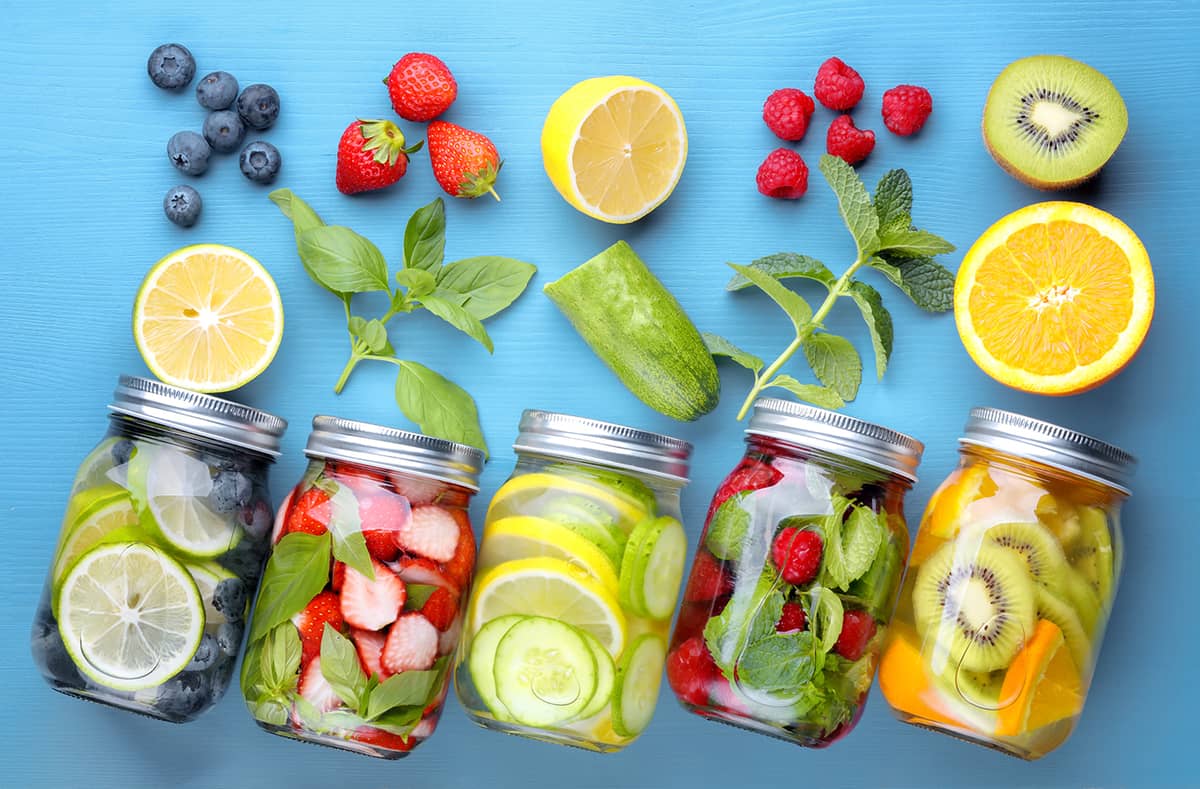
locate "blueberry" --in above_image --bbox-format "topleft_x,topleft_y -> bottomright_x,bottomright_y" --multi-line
216,621 -> 243,657
111,438 -> 136,466
31,616 -> 83,686
185,634 -> 219,671
203,110 -> 245,154
238,141 -> 281,184
166,131 -> 211,176
196,71 -> 239,110
147,43 -> 195,90
154,671 -> 211,720
219,540 -> 264,579
235,84 -> 280,130
240,499 -> 272,540
163,185 -> 202,228
212,578 -> 247,622
210,469 -> 252,513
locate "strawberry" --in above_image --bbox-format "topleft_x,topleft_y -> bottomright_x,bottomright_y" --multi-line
396,506 -> 459,563
684,552 -> 733,602
350,627 -> 389,680
285,487 -> 331,538
271,489 -> 294,544
437,612 -> 462,656
328,461 -> 390,499
298,657 -> 342,712
335,119 -> 423,195
395,556 -> 454,590
441,510 -> 476,591
382,613 -> 439,673
341,559 -> 406,631
426,120 -> 501,200
292,591 -> 343,664
834,609 -> 877,661
358,494 -> 411,563
385,53 -> 457,122
420,587 -> 458,632
388,471 -> 444,506
666,636 -> 720,707
331,561 -> 346,592
352,725 -> 417,753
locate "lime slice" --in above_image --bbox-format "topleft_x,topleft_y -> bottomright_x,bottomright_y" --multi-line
70,438 -> 121,496
188,561 -> 237,628
482,516 -> 620,596
62,483 -> 130,529
52,495 -> 139,586
143,446 -> 238,558
471,557 -> 627,657
58,542 -> 205,691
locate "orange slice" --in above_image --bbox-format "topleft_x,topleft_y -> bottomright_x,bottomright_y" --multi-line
994,620 -> 1083,736
879,628 -> 966,729
955,202 -> 1153,395
909,464 -> 997,566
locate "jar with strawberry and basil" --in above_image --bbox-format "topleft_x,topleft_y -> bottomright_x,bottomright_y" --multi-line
240,416 -> 482,759
667,398 -> 923,747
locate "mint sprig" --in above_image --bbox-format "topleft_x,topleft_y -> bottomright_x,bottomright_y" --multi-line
709,156 -> 955,419
271,190 -> 536,454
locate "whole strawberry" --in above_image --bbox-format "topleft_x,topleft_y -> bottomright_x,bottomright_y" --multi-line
427,121 -> 501,200
335,119 -> 423,195
386,53 -> 457,122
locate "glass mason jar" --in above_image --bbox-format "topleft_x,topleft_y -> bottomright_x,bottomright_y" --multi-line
455,410 -> 693,753
241,416 -> 483,759
879,408 -> 1134,760
667,398 -> 923,747
30,375 -> 287,723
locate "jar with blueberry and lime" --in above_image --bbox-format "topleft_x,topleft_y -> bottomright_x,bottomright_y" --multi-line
30,375 -> 286,722
666,399 -> 922,747
454,410 -> 692,752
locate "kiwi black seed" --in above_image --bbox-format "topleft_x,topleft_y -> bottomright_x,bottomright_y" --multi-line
984,521 -> 1069,593
983,55 -> 1128,190
913,541 -> 1037,673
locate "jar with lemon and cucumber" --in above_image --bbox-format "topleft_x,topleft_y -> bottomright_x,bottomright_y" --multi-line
455,410 -> 692,752
31,376 -> 286,723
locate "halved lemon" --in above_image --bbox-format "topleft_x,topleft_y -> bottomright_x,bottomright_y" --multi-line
542,76 -> 687,224
133,244 -> 283,393
481,516 -> 620,596
955,202 -> 1153,395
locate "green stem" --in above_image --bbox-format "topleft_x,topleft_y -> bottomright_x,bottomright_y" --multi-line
734,256 -> 868,421
333,353 -> 363,394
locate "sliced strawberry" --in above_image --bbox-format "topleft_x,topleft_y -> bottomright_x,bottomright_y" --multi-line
395,505 -> 458,562
441,510 -> 476,592
286,487 -> 332,537
299,657 -> 342,712
271,489 -> 295,544
331,561 -> 346,592
437,612 -> 462,657
358,493 -> 410,562
328,461 -> 390,497
684,551 -> 733,602
419,587 -> 458,632
382,613 -> 439,673
341,559 -> 406,631
410,716 -> 437,740
388,471 -> 445,506
394,556 -> 454,591
350,627 -> 389,680
351,725 -> 416,753
291,591 -> 343,664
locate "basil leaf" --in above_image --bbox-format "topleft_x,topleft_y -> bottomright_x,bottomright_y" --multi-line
705,493 -> 752,561
366,657 -> 448,719
803,332 -> 861,402
724,253 -> 835,291
253,698 -> 290,727
318,480 -> 374,579
418,293 -> 495,353
396,268 -> 437,298
367,705 -> 425,737
846,281 -> 893,379
297,225 -> 391,294
737,632 -> 821,691
240,633 -> 267,700
702,332 -> 763,375
404,583 -> 440,610
403,198 -> 446,272
871,169 -> 913,236
248,530 -> 332,643
270,188 -> 326,238
435,256 -> 537,319
347,315 -> 368,337
840,506 -> 884,583
764,375 -> 845,409
869,254 -> 954,313
320,625 -> 369,712
261,621 -> 302,695
394,360 -> 488,455
727,263 -> 812,331
876,228 -> 956,258
819,154 -> 879,257
362,319 -> 391,354
806,585 -> 845,654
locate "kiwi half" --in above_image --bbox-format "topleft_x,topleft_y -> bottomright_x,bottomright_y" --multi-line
983,55 -> 1128,189
913,541 -> 1037,673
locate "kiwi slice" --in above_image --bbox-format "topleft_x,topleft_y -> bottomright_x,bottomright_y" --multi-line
1035,494 -> 1082,549
983,522 -> 1070,594
1066,506 -> 1115,603
983,55 -> 1128,190
913,541 -> 1037,673
950,668 -> 1013,710
1062,566 -> 1103,636
1036,586 -> 1092,671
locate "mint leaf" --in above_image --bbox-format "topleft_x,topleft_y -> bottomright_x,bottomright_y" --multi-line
819,154 -> 879,256
702,332 -> 763,375
319,481 -> 374,579
727,263 -> 812,331
840,506 -> 884,584
366,657 -> 448,719
725,253 -> 835,291
435,256 -> 537,320
418,293 -> 495,353
846,281 -> 893,379
806,585 -> 844,654
705,493 -> 752,561
320,625 -> 369,712
870,255 -> 954,313
764,375 -> 845,409
803,332 -> 862,402
297,225 -> 391,294
847,520 -> 903,620
736,632 -> 821,692
394,360 -> 487,455
403,583 -> 439,610
704,572 -> 785,677
270,188 -> 325,238
259,621 -> 302,696
403,198 -> 446,272
816,495 -> 855,590
871,170 -> 912,236
249,531 -> 332,643
395,268 -> 437,299
876,228 -> 956,258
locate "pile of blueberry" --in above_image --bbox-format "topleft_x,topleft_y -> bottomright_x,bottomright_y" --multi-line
148,44 -> 283,227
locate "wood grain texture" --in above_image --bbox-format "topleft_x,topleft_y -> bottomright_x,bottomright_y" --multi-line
1,0 -> 1197,786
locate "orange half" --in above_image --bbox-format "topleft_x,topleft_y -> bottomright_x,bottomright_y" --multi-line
955,202 -> 1153,395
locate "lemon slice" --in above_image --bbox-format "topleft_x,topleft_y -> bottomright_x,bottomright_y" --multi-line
542,76 -> 687,224
482,516 -> 620,596
488,473 -> 647,527
58,542 -> 205,691
133,244 -> 284,393
143,445 -> 238,558
471,557 -> 627,657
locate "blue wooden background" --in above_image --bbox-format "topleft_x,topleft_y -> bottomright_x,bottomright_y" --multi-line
2,1 -> 1196,786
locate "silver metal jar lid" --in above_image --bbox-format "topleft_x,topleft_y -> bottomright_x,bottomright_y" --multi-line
304,415 -> 484,491
961,407 -> 1135,494
107,375 -> 287,457
746,398 -> 924,482
511,410 -> 692,483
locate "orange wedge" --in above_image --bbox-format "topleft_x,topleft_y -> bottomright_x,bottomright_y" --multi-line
879,628 -> 966,729
994,620 -> 1084,736
955,202 -> 1153,395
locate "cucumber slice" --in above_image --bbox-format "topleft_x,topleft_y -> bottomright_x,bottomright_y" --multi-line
618,520 -> 650,616
574,629 -> 616,722
619,516 -> 686,620
611,633 -> 666,737
493,616 -> 598,727
469,614 -> 526,719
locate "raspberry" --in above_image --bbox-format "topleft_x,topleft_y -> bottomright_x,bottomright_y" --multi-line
666,636 -> 720,707
814,57 -> 865,111
826,115 -> 875,165
776,600 -> 807,632
756,148 -> 808,200
762,88 -> 816,141
771,528 -> 823,585
834,609 -> 877,661
684,552 -> 733,602
709,459 -> 783,519
882,85 -> 933,136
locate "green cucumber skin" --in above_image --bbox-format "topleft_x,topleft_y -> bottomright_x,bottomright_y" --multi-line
544,241 -> 719,422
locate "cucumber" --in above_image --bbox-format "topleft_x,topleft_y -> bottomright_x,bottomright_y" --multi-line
618,520 -> 650,616
543,241 -> 720,422
468,614 -> 526,719
573,629 -> 617,722
611,633 -> 667,737
541,495 -> 628,567
493,616 -> 598,727
619,516 -> 687,620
